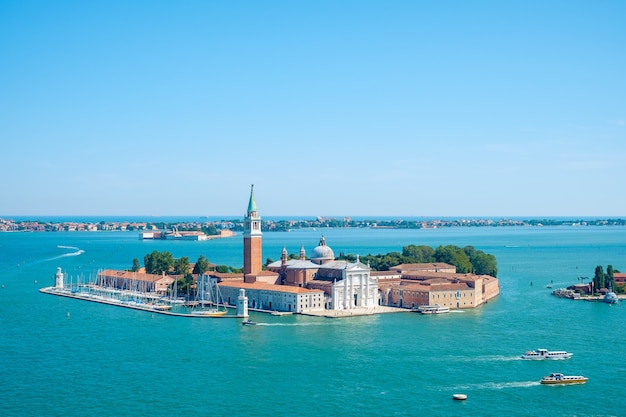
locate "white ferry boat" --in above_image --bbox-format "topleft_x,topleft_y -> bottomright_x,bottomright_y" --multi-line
413,304 -> 450,314
540,373 -> 587,385
521,348 -> 573,360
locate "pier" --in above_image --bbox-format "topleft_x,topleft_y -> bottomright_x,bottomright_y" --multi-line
301,305 -> 408,318
40,286 -> 410,319
551,288 -> 625,302
39,287 -> 246,318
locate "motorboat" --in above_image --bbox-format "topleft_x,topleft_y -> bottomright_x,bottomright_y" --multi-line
413,304 -> 450,314
452,394 -> 467,400
604,292 -> 619,304
242,320 -> 257,326
540,373 -> 588,385
521,348 -> 572,360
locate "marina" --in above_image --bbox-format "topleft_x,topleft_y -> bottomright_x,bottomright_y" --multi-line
39,286 -> 239,318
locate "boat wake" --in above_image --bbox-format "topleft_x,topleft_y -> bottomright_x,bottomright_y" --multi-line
255,322 -> 332,327
455,381 -> 540,390
452,355 -> 521,362
46,246 -> 85,261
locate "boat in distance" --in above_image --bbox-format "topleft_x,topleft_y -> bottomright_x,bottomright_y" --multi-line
604,291 -> 619,304
190,309 -> 228,317
413,304 -> 450,314
540,373 -> 588,385
521,348 -> 573,360
242,320 -> 257,326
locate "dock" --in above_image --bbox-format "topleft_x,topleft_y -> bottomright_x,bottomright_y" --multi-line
301,305 -> 408,318
41,286 -> 410,319
39,287 -> 245,318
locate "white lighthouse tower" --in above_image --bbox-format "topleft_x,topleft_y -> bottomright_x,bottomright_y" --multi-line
237,289 -> 249,318
54,267 -> 64,289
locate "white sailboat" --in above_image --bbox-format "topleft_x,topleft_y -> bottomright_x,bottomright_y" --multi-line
191,275 -> 228,316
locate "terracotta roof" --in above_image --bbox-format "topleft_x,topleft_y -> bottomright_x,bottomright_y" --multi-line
307,279 -> 333,288
391,263 -> 456,271
370,270 -> 401,276
254,270 -> 280,277
219,281 -> 322,294
98,269 -> 171,283
401,271 -> 483,282
391,281 -> 472,292
207,271 -> 244,281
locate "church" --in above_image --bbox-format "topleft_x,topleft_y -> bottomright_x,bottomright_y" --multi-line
219,185 -> 380,312
267,236 -> 380,310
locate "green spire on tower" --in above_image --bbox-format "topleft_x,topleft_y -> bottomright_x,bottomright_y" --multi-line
247,184 -> 257,213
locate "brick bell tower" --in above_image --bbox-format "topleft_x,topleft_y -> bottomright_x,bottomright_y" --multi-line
243,184 -> 263,281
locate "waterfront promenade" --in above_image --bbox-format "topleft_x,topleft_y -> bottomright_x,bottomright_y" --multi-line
301,305 -> 408,318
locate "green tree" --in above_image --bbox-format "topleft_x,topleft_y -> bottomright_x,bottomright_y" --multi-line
174,256 -> 192,278
402,245 -> 435,263
377,252 -> 403,271
144,250 -> 175,275
201,225 -> 219,236
593,265 -> 605,292
463,246 -> 498,277
434,245 -> 472,273
193,255 -> 212,275
131,258 -> 141,272
606,265 -> 615,290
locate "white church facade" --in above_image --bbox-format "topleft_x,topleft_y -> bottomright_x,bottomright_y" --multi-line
330,258 -> 379,310
269,237 -> 380,311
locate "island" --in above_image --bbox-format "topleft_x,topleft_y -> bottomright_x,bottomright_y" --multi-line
39,186 -> 500,318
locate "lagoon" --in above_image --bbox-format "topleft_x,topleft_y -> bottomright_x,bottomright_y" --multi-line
1,225 -> 624,416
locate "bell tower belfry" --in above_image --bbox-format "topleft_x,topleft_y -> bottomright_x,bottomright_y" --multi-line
243,184 -> 263,281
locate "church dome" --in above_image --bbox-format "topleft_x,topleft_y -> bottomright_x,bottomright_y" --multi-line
310,236 -> 335,264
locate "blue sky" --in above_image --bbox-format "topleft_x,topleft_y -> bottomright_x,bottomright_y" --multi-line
1,1 -> 624,217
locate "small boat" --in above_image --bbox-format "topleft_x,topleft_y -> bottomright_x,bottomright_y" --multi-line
270,311 -> 292,316
242,320 -> 257,326
540,373 -> 588,385
521,348 -> 572,360
413,304 -> 450,314
190,309 -> 228,317
151,304 -> 172,311
452,393 -> 467,400
604,292 -> 619,304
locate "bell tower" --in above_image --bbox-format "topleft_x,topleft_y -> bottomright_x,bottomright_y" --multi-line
243,184 -> 263,280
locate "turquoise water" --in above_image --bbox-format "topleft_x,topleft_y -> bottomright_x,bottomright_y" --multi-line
1,226 -> 625,416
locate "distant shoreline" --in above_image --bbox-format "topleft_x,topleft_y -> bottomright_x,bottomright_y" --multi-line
1,216 -> 625,233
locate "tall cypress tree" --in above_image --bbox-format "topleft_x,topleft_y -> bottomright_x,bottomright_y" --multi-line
593,265 -> 606,291
606,265 -> 615,290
